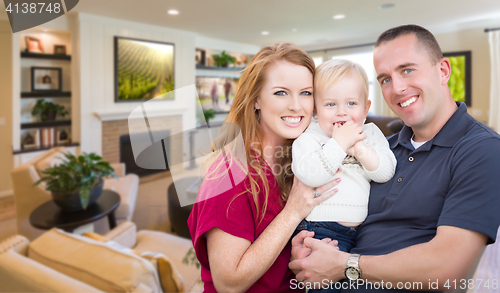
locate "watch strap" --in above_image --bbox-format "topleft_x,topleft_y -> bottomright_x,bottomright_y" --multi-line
347,254 -> 360,269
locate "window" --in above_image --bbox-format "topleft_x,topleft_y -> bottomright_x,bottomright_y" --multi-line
312,57 -> 323,67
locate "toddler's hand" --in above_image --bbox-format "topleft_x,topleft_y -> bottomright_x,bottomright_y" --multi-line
321,238 -> 340,250
346,140 -> 368,158
331,121 -> 366,152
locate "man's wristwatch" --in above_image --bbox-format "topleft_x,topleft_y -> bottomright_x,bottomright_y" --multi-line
344,254 -> 362,281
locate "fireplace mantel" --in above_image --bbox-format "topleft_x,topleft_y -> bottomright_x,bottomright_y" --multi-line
94,106 -> 189,121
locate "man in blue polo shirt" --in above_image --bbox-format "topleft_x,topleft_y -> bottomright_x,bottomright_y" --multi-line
290,25 -> 500,292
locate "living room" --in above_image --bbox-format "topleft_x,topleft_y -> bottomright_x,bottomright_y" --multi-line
1,1 -> 500,292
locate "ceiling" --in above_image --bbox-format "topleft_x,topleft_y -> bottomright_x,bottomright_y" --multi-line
4,0 -> 500,48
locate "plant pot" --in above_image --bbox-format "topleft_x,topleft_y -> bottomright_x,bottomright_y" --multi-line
42,109 -> 57,121
51,178 -> 104,211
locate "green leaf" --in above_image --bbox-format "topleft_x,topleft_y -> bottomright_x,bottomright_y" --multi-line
80,184 -> 90,209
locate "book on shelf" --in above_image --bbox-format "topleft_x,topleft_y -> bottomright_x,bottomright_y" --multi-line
39,127 -> 60,148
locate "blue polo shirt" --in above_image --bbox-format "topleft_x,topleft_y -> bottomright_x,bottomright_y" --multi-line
344,102 -> 500,292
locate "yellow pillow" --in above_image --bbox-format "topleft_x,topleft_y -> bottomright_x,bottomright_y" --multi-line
84,232 -> 185,293
29,229 -> 161,293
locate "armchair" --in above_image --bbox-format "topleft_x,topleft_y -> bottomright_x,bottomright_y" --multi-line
0,221 -> 202,292
11,147 -> 139,240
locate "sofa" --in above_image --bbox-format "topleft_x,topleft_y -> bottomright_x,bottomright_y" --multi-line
0,221 -> 202,292
11,147 -> 140,240
365,114 -> 404,137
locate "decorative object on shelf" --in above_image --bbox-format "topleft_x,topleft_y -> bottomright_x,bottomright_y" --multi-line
59,129 -> 68,142
31,67 -> 62,92
237,55 -> 249,66
42,74 -> 51,84
196,76 -> 238,113
34,152 -> 118,211
443,51 -> 471,106
22,133 -> 37,149
23,133 -> 34,144
54,44 -> 66,55
115,36 -> 175,102
211,51 -> 236,67
31,99 -> 68,121
195,49 -> 206,66
25,36 -> 44,53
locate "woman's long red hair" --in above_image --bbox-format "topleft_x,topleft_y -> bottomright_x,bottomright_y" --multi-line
214,42 -> 315,224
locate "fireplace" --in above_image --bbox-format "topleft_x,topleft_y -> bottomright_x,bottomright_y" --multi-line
119,132 -> 170,177
100,115 -> 183,177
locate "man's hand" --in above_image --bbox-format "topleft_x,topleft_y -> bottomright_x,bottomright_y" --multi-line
290,231 -> 340,274
289,237 -> 350,284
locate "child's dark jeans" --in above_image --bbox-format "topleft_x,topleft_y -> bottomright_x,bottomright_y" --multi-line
293,220 -> 358,293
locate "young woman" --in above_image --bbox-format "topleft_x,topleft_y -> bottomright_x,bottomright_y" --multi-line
188,42 -> 340,293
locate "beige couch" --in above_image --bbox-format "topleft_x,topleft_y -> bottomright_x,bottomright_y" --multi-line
0,221 -> 202,292
11,147 -> 139,240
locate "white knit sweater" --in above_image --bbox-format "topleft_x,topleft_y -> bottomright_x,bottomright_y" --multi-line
292,122 -> 397,223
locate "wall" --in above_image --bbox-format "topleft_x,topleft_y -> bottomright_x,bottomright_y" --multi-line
435,27 -> 490,122
0,20 -> 13,194
76,13 -> 197,155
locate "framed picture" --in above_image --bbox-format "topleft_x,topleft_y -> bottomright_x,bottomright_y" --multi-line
54,45 -> 66,55
114,37 -> 175,102
31,67 -> 62,92
196,76 -> 239,113
25,36 -> 44,53
444,51 -> 471,106
196,49 -> 206,66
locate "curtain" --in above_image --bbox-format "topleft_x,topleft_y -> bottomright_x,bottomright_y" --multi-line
488,31 -> 500,133
468,227 -> 500,293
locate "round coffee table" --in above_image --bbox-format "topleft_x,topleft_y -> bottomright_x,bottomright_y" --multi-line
30,190 -> 121,232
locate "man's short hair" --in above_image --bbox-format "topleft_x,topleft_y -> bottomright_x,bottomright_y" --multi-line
375,24 -> 443,64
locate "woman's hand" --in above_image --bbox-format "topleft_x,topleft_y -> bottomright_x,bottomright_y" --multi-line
284,176 -> 340,222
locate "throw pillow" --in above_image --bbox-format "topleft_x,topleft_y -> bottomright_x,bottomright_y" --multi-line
29,229 -> 161,292
84,232 -> 185,293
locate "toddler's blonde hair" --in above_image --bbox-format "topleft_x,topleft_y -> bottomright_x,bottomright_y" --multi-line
315,59 -> 369,101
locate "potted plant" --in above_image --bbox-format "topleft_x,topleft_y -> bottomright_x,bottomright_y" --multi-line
34,152 -> 118,211
211,51 -> 236,67
203,109 -> 216,127
31,99 -> 69,121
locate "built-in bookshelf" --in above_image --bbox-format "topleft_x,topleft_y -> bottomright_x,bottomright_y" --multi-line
15,30 -> 75,155
13,142 -> 79,155
21,91 -> 71,98
20,52 -> 71,61
21,120 -> 71,129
